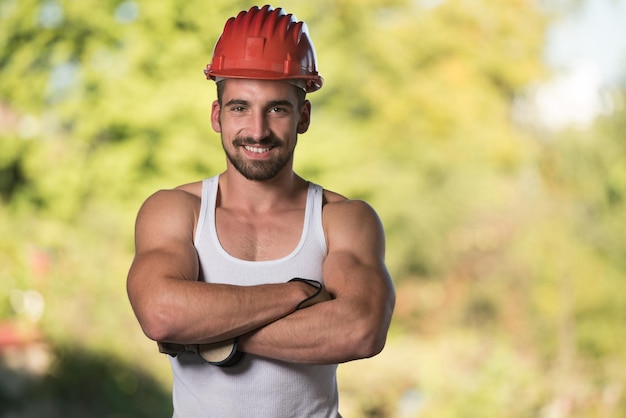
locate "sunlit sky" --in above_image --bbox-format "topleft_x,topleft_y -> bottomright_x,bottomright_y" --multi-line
545,0 -> 626,85
533,0 -> 626,130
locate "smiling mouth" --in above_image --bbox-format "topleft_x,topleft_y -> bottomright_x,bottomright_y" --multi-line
244,145 -> 273,153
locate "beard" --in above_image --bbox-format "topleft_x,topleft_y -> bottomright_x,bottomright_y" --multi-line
223,135 -> 295,181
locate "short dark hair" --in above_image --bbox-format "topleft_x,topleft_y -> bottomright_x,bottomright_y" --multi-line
216,80 -> 307,108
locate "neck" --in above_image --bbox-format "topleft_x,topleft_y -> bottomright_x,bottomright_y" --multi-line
218,166 -> 308,212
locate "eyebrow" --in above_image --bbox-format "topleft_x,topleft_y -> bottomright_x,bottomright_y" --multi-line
223,99 -> 295,109
224,99 -> 250,107
266,100 -> 295,109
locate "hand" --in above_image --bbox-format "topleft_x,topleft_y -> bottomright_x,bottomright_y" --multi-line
289,278 -> 332,310
157,341 -> 186,356
197,338 -> 242,367
157,339 -> 243,367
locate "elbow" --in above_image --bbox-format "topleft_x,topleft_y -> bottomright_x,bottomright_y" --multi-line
347,282 -> 395,360
127,276 -> 185,342
347,321 -> 389,360
129,296 -> 179,342
139,312 -> 172,342
356,331 -> 388,359
369,333 -> 388,358
347,303 -> 394,360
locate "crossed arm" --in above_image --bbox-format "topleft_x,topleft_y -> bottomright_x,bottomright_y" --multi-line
126,188 -> 395,364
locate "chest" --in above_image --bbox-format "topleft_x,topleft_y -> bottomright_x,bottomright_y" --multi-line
215,208 -> 305,261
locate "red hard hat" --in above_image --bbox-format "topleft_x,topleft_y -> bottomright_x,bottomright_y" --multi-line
204,5 -> 323,93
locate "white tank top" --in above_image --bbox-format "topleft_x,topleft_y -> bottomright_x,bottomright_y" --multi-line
169,175 -> 341,418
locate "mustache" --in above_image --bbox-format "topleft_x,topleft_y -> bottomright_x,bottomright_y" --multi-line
233,136 -> 282,147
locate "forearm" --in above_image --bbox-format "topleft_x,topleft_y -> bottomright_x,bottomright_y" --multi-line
129,273 -> 314,345
238,297 -> 386,364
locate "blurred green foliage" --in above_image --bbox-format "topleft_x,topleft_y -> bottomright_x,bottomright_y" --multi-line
1,0 -> 625,416
1,345 -> 172,417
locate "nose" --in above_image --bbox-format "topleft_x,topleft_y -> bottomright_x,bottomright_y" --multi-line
247,111 -> 271,141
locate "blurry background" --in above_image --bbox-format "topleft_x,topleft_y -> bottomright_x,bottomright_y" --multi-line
1,0 -> 625,416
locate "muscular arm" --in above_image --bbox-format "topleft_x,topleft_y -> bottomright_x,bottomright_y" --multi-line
126,188 -> 319,345
238,199 -> 396,364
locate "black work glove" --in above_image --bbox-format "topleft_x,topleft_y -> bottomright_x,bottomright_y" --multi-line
289,278 -> 332,310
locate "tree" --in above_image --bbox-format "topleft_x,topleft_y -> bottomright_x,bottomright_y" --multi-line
8,1 -> 625,417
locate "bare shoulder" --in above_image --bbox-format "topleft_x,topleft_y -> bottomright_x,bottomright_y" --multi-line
140,185 -> 200,217
322,189 -> 380,222
135,183 -> 202,245
174,180 -> 203,198
322,190 -> 385,251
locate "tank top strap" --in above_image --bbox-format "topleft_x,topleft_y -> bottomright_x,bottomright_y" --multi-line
307,182 -> 326,252
194,175 -> 219,246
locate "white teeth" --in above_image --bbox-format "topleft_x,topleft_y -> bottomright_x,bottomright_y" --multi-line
244,145 -> 271,153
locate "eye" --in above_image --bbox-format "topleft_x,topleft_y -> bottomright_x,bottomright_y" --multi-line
269,107 -> 284,113
230,106 -> 246,112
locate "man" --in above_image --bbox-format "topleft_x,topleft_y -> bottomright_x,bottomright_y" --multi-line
127,5 -> 395,417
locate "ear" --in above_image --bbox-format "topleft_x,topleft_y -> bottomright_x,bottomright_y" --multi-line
211,100 -> 222,133
297,100 -> 311,134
